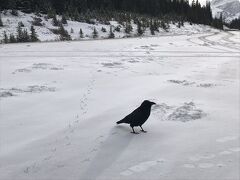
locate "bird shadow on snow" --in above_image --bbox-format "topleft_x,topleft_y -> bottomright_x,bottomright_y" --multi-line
81,125 -> 134,179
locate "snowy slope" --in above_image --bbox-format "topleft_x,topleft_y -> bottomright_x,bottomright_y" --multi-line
0,10 -> 217,43
211,0 -> 240,22
0,30 -> 240,180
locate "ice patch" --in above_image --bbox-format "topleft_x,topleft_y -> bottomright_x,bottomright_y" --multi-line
198,163 -> 214,168
183,164 -> 196,168
120,158 -> 165,176
216,136 -> 238,143
188,154 -> 216,162
229,147 -> 240,152
219,151 -> 232,155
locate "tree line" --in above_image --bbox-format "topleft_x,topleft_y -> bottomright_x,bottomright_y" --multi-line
0,0 -> 214,26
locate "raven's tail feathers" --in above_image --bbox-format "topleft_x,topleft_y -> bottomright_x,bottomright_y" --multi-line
116,119 -> 124,124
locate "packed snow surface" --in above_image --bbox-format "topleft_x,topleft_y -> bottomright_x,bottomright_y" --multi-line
0,30 -> 240,180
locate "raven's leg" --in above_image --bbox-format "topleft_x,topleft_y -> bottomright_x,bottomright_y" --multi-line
140,126 -> 147,133
131,126 -> 139,134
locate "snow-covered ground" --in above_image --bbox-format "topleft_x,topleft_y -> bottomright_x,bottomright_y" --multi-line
0,30 -> 240,180
0,11 -> 218,42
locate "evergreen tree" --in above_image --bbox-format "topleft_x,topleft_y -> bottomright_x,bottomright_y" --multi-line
150,20 -> 155,35
79,28 -> 84,38
47,8 -> 56,18
101,27 -> 107,32
137,21 -> 143,36
108,26 -> 115,39
30,25 -> 39,42
125,22 -> 132,34
18,21 -> 24,27
52,15 -> 59,26
22,29 -> 30,42
3,31 -> 8,43
229,18 -> 240,30
11,9 -> 18,16
59,24 -> 71,41
115,25 -> 121,32
9,34 -> 17,43
61,15 -> 67,24
16,23 -> 23,42
92,27 -> 98,38
0,15 -> 3,27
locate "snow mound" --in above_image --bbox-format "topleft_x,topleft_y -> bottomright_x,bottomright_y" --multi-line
152,102 -> 206,122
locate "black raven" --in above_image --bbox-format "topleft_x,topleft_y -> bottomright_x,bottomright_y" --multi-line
116,100 -> 156,134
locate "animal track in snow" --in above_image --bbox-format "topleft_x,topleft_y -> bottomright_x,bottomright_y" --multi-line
120,159 -> 165,176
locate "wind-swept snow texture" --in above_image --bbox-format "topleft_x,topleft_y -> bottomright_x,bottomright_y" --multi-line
0,30 -> 240,180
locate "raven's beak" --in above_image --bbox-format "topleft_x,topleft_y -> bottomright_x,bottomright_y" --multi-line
151,102 -> 156,105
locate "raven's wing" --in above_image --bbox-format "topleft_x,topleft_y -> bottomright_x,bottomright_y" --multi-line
117,106 -> 142,124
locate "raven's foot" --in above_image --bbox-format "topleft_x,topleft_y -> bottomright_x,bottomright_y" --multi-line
140,126 -> 147,133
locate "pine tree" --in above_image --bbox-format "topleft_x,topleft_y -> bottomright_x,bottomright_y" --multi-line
47,8 -> 56,18
0,15 -> 3,27
137,21 -> 143,36
92,27 -> 98,38
59,24 -> 71,41
16,23 -> 23,42
52,15 -> 59,26
115,25 -> 121,32
22,29 -> 30,42
150,20 -> 155,35
11,9 -> 18,16
125,22 -> 132,34
108,26 -> 115,39
30,25 -> 39,42
3,31 -> 8,43
9,34 -> 17,43
79,28 -> 84,38
61,15 -> 67,24
101,27 -> 107,32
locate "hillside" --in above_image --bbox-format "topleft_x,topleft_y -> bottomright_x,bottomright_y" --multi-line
0,10 -> 217,43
